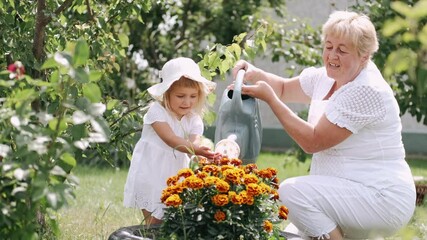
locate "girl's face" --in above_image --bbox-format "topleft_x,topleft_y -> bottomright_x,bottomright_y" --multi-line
322,34 -> 368,85
167,85 -> 199,119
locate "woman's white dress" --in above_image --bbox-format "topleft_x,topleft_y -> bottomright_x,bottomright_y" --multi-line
123,102 -> 204,219
278,61 -> 416,239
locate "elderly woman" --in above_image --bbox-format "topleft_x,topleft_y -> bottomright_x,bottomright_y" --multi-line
232,11 -> 416,239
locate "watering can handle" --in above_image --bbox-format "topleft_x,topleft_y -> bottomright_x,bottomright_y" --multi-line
232,69 -> 246,110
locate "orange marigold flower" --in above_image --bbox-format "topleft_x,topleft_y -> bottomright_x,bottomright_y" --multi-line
239,190 -> 249,202
263,220 -> 273,232
268,168 -> 278,176
183,175 -> 204,189
212,194 -> 229,206
223,168 -> 244,184
280,205 -> 289,214
167,175 -> 179,186
220,157 -> 230,165
178,168 -> 194,178
202,165 -> 220,176
246,183 -> 263,196
221,165 -> 234,171
204,176 -> 219,186
230,158 -> 242,166
270,190 -> 279,200
228,191 -> 237,197
160,191 -> 172,202
214,210 -> 226,222
272,177 -> 280,189
279,205 -> 289,220
244,164 -> 258,174
243,174 -> 259,184
245,195 -> 255,205
257,169 -> 275,179
216,179 -> 230,193
196,171 -> 208,179
229,192 -> 244,205
161,184 -> 185,202
164,194 -> 182,207
259,182 -> 271,194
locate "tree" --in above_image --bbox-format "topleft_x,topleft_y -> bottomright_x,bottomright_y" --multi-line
0,0 -> 152,238
0,0 -> 286,238
352,0 -> 427,124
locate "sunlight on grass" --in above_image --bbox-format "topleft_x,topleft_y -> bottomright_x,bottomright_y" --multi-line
57,167 -> 143,239
57,153 -> 427,239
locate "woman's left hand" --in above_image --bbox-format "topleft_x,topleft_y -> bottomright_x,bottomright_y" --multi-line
240,81 -> 277,104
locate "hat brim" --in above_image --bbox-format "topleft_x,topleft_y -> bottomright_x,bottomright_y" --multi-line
147,74 -> 216,101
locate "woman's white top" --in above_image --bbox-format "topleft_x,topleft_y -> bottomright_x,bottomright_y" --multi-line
123,101 -> 203,218
299,61 -> 415,190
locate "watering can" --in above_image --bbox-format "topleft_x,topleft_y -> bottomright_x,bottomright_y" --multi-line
214,69 -> 262,164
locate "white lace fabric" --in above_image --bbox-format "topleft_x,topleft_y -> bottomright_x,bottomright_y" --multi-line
298,61 -> 414,188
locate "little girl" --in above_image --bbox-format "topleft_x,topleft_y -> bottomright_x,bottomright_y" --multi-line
123,57 -> 218,225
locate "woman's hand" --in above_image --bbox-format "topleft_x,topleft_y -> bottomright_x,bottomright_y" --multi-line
240,81 -> 278,104
232,60 -> 265,84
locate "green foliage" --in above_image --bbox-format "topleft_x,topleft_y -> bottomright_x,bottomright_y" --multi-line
126,0 -> 285,70
0,0 -> 289,238
0,40 -> 109,238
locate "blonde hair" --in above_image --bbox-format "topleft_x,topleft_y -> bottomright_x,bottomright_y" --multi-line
162,77 -> 208,117
322,11 -> 378,59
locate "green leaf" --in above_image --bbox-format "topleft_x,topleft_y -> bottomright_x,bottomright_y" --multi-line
13,89 -> 35,102
89,71 -> 103,82
233,32 -> 247,44
83,83 -> 102,103
50,70 -> 60,83
59,153 -> 77,173
74,40 -> 90,67
41,58 -> 59,70
48,118 -> 68,132
74,68 -> 89,83
118,33 -> 129,48
32,186 -> 48,201
71,124 -> 87,139
409,0 -> 427,19
419,25 -> 427,46
106,99 -> 120,110
0,80 -> 16,87
391,1 -> 413,17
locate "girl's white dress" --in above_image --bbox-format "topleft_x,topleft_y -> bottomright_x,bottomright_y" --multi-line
123,102 -> 204,219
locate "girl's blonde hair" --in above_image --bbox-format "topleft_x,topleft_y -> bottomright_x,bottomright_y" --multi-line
322,11 -> 378,59
162,77 -> 208,117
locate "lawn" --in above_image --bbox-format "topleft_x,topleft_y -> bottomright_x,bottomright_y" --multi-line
57,153 -> 427,239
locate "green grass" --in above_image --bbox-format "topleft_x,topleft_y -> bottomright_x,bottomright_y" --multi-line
57,153 -> 427,239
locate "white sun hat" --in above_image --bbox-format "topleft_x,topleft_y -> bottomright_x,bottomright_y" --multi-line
147,57 -> 216,101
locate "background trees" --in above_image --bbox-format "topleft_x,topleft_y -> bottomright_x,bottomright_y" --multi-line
352,0 -> 427,125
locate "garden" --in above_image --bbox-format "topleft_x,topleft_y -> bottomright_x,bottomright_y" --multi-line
1,0 -> 427,239
57,153 -> 427,239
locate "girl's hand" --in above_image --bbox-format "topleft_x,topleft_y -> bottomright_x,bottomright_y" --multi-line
232,60 -> 265,85
196,146 -> 221,159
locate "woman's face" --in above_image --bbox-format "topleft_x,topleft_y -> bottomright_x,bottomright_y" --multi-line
167,85 -> 199,119
322,34 -> 368,85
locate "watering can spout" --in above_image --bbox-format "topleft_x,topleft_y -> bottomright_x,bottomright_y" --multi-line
214,70 -> 262,164
227,134 -> 237,141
